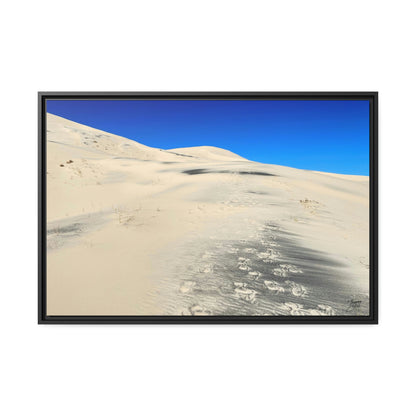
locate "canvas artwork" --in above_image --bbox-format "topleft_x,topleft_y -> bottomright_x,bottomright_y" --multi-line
39,92 -> 377,323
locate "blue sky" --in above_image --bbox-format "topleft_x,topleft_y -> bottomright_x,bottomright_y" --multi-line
47,99 -> 369,175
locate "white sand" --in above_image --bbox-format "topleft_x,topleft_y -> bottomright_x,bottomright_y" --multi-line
46,113 -> 369,316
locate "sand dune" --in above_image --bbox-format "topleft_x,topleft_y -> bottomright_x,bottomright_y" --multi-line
168,145 -> 247,161
46,113 -> 369,316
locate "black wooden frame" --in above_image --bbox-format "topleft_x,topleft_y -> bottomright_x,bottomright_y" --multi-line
38,92 -> 378,324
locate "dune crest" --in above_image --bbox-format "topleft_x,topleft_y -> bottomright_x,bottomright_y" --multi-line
168,145 -> 247,161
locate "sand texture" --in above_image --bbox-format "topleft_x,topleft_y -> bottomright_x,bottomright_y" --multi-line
46,114 -> 369,316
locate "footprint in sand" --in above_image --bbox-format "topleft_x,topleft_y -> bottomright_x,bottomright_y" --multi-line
188,304 -> 211,316
257,249 -> 282,263
291,265 -> 303,274
237,257 -> 251,271
199,265 -> 213,274
264,280 -> 285,293
285,281 -> 307,297
227,247 -> 239,254
267,242 -> 281,248
305,304 -> 335,316
273,267 -> 288,278
179,281 -> 196,294
317,304 -> 335,315
273,264 -> 303,277
234,287 -> 257,303
248,271 -> 262,280
265,251 -> 282,263
278,302 -> 304,315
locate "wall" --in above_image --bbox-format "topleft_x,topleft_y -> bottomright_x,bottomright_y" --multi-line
1,1 -> 414,415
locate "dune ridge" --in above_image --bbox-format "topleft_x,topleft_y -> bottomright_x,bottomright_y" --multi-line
168,145 -> 247,161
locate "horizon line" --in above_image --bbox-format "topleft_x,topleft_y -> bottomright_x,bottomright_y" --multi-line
46,111 -> 369,177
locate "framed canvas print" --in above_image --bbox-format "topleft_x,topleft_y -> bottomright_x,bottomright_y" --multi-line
38,92 -> 378,324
